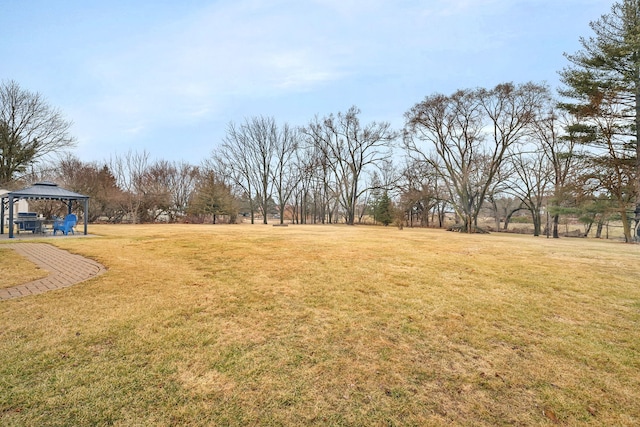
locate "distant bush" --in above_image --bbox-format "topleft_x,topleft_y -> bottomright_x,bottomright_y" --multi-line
509,216 -> 531,224
505,227 -> 534,235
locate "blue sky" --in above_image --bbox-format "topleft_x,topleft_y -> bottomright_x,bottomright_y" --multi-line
1,0 -> 613,165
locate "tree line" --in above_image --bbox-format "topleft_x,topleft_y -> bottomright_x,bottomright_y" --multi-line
2,0 -> 639,241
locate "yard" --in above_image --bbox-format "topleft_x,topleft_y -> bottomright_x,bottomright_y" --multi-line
1,224 -> 639,426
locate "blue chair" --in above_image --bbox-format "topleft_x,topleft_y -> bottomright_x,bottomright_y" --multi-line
53,214 -> 77,235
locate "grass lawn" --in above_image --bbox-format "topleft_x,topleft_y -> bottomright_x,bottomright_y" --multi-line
1,224 -> 639,426
0,247 -> 48,289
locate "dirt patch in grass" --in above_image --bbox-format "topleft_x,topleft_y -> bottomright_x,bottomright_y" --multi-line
1,224 -> 639,425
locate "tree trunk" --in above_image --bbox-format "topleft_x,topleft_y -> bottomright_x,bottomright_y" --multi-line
437,204 -> 445,228
595,219 -> 604,238
635,71 -> 640,242
466,215 -> 473,233
489,197 -> 500,230
262,193 -> 269,225
532,210 -> 541,236
503,208 -> 523,231
620,207 -> 632,243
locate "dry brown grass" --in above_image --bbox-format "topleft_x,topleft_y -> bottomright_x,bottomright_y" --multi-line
0,247 -> 48,289
1,224 -> 639,426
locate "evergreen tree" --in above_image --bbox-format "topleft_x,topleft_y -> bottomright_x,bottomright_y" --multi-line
374,191 -> 393,226
560,0 -> 640,240
191,169 -> 238,224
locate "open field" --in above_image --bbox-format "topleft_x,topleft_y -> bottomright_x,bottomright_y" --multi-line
1,224 -> 639,426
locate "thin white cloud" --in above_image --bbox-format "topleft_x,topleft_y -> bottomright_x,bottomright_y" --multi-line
81,0 -> 360,138
14,0 -> 612,163
67,0 -> 527,152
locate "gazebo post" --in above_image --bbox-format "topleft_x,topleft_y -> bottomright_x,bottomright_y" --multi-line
1,197 -> 4,235
8,194 -> 14,238
83,199 -> 88,235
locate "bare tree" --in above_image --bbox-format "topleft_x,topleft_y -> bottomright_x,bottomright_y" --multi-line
290,145 -> 316,224
0,80 -> 76,185
167,161 -> 199,222
505,148 -> 554,236
212,138 -> 256,223
302,106 -> 397,225
216,117 -> 279,224
397,159 -> 442,227
533,108 -> 581,238
138,160 -> 174,222
56,154 -> 124,222
404,82 -> 549,232
109,150 -> 151,224
270,123 -> 300,224
485,163 -> 525,232
308,141 -> 338,224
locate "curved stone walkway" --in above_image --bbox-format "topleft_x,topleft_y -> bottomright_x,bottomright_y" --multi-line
1,243 -> 106,301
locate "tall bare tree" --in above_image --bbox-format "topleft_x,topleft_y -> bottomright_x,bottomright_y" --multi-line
0,80 -> 75,185
138,160 -> 174,222
290,145 -> 316,224
166,161 -> 199,222
397,159 -> 444,227
217,117 -> 279,224
270,123 -> 300,224
505,148 -> 554,236
109,150 -> 151,224
532,108 -> 581,238
303,106 -> 397,225
404,82 -> 549,232
308,141 -> 338,224
56,155 -> 124,222
213,127 -> 256,223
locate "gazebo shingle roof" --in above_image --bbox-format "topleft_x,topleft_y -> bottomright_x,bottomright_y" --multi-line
4,182 -> 89,200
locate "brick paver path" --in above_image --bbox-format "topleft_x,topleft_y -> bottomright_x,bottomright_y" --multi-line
1,243 -> 106,301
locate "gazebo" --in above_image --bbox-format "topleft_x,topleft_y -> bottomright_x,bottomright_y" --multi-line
1,182 -> 90,238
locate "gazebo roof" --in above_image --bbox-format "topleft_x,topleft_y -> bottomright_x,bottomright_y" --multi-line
1,182 -> 89,201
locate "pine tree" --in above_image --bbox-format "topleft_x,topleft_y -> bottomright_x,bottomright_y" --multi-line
375,191 -> 393,226
560,0 -> 640,241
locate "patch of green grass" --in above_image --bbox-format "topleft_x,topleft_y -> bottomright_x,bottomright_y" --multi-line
1,224 -> 639,425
